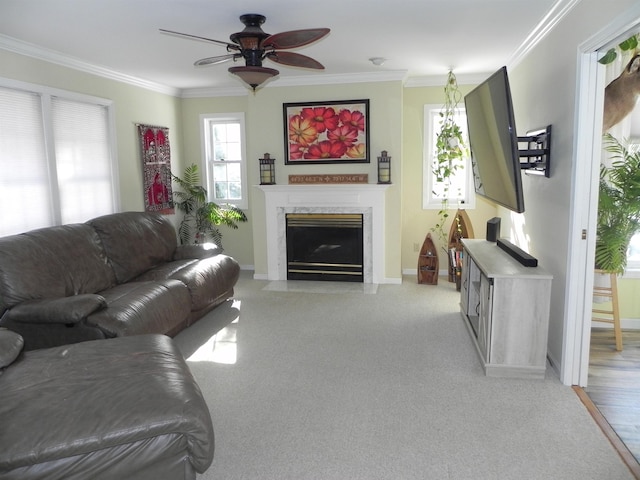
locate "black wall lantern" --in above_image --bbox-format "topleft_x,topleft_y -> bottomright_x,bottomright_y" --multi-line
377,150 -> 391,184
259,153 -> 276,185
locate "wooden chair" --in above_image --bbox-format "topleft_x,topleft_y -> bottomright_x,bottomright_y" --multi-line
592,269 -> 623,351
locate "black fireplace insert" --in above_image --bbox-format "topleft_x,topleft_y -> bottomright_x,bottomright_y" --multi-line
286,213 -> 363,282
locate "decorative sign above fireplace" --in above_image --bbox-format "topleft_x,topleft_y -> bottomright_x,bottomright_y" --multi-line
288,174 -> 368,184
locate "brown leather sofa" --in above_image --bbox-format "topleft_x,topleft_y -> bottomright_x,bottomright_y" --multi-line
0,328 -> 214,479
0,211 -> 240,350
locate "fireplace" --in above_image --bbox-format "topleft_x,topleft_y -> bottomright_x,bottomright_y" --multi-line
256,184 -> 390,284
286,213 -> 364,282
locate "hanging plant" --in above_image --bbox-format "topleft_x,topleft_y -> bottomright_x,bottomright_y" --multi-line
431,70 -> 467,246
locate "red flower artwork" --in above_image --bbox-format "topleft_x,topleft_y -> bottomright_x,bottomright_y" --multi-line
339,109 -> 366,133
288,115 -> 318,147
300,106 -> 340,133
305,140 -> 348,160
284,100 -> 369,163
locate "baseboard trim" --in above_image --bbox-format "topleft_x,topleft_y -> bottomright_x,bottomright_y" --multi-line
592,320 -> 640,330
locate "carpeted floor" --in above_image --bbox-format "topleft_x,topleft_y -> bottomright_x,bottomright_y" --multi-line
173,271 -> 634,479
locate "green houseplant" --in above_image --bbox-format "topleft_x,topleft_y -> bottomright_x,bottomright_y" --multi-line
595,134 -> 640,273
431,70 -> 467,245
171,163 -> 247,247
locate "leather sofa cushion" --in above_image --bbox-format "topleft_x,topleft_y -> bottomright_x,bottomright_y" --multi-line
0,328 -> 23,369
0,335 -> 214,477
88,212 -> 177,284
136,255 -> 240,311
88,280 -> 191,337
0,224 -> 116,312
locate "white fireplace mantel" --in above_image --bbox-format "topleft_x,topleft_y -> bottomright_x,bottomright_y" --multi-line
256,184 -> 390,284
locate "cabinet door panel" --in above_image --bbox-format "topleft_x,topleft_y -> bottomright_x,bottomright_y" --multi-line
489,277 -> 551,366
460,252 -> 471,316
478,273 -> 492,361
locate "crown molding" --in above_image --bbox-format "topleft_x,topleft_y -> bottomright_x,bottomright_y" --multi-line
404,73 -> 493,88
180,85 -> 249,98
0,34 -> 180,97
506,0 -> 582,68
272,70 -> 408,87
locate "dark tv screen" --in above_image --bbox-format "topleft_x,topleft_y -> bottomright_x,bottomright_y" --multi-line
464,67 -> 524,213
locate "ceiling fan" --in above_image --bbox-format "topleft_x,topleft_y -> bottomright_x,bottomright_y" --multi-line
160,14 -> 330,91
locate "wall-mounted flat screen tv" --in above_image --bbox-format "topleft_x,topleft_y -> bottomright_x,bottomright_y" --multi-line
464,66 -> 524,213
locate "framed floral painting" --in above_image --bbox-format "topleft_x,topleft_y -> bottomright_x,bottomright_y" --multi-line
283,99 -> 370,164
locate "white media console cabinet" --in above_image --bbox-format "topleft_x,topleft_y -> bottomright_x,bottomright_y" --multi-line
460,239 -> 553,379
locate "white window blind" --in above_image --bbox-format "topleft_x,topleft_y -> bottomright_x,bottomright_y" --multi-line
0,87 -> 53,235
51,97 -> 114,224
0,81 -> 117,237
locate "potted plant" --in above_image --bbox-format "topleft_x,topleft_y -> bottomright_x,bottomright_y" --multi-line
431,70 -> 467,245
171,163 -> 247,248
595,134 -> 640,274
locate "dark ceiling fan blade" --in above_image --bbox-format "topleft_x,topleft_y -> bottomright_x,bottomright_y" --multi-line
262,28 -> 330,49
267,51 -> 325,69
194,54 -> 236,67
159,29 -> 240,50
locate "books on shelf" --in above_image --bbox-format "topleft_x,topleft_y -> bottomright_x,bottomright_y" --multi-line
449,247 -> 463,270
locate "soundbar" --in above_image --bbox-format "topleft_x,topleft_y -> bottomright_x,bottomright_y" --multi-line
497,238 -> 538,267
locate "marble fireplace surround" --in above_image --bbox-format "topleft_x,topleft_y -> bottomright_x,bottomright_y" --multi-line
257,184 -> 390,284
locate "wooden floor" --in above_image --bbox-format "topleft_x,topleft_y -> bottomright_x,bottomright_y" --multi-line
585,328 -> 640,472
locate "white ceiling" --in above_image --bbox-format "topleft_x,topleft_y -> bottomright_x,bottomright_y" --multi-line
0,0 -> 569,95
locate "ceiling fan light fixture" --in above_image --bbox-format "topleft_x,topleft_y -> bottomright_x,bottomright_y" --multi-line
229,65 -> 279,90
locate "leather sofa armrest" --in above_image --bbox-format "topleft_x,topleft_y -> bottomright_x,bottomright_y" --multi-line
0,328 -> 24,368
4,294 -> 107,325
174,243 -> 222,260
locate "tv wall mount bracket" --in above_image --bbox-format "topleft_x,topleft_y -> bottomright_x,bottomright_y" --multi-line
518,125 -> 552,177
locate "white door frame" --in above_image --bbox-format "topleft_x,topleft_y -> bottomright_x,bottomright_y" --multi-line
564,5 -> 640,386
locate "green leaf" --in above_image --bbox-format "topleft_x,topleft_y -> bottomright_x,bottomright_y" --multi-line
598,48 -> 617,65
619,35 -> 638,52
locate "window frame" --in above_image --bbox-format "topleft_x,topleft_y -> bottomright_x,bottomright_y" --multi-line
422,104 -> 475,210
200,112 -> 248,210
0,76 -> 119,236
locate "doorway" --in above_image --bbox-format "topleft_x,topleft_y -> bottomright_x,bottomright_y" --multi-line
567,6 -> 640,388
567,7 -> 640,471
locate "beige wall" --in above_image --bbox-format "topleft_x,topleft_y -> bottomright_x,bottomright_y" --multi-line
180,95 -> 253,265
619,278 -> 640,320
401,85 -> 498,275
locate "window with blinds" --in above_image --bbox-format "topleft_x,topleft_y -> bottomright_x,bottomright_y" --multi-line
0,80 -> 118,237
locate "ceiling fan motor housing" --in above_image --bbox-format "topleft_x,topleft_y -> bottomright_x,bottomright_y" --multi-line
229,14 -> 272,66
